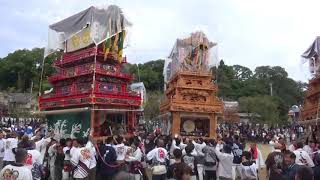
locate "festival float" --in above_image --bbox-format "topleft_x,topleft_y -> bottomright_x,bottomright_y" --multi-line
300,37 -> 320,126
38,6 -> 142,140
159,32 -> 223,138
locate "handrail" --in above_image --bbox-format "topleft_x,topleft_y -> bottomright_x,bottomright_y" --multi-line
49,63 -> 132,83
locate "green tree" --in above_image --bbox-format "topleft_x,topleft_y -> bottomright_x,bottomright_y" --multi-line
239,96 -> 281,123
124,59 -> 164,91
232,65 -> 253,81
144,91 -> 163,120
0,48 -> 56,93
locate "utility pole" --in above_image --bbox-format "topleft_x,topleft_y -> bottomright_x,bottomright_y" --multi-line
137,64 -> 141,82
270,83 -> 273,96
30,81 -> 33,94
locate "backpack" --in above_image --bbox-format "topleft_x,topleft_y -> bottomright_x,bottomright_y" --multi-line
204,147 -> 217,166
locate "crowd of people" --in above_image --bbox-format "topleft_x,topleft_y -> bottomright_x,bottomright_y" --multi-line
0,123 -> 319,180
217,123 -> 310,144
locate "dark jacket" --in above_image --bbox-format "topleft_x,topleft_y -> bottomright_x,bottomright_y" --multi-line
167,162 -> 184,179
265,151 -> 285,180
97,144 -> 118,176
314,166 -> 320,180
282,163 -> 300,180
232,142 -> 243,164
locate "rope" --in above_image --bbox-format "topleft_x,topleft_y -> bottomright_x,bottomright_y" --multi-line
94,144 -> 124,168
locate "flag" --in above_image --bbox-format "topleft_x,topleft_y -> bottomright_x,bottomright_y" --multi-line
103,32 -> 112,60
117,30 -> 126,63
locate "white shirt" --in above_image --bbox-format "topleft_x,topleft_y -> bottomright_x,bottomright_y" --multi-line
0,164 -> 33,180
85,141 -> 97,169
63,146 -> 72,161
303,145 -> 313,156
215,145 -> 234,179
25,149 -> 42,169
0,139 -> 5,158
269,140 -> 277,152
71,145 -> 96,179
48,144 -> 57,167
147,147 -> 168,163
114,143 -> 129,161
240,162 -> 258,180
3,138 -> 18,161
288,144 -> 295,152
248,147 -> 265,168
170,139 -> 181,156
70,146 -> 78,158
193,141 -> 206,157
35,137 -> 51,164
126,148 -> 142,162
293,148 -> 315,167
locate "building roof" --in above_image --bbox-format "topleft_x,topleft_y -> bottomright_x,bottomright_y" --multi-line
223,101 -> 239,111
130,82 -> 145,90
7,93 -> 34,104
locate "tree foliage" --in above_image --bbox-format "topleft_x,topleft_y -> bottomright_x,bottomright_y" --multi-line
215,61 -> 306,123
124,59 -> 164,91
0,48 -> 306,124
144,91 -> 163,120
239,96 -> 280,123
0,48 -> 57,93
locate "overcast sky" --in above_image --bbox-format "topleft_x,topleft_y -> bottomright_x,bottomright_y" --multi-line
1,0 -> 319,82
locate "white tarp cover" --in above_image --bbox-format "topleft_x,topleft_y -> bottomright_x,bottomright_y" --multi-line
164,31 -> 217,82
302,36 -> 320,59
45,5 -> 131,57
302,37 -> 320,74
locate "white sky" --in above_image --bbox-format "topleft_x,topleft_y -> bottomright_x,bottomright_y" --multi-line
1,0 -> 320,82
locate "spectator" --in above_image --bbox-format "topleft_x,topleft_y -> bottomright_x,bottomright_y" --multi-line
182,143 -> 197,180
295,166 -> 314,180
70,138 -> 96,180
173,162 -> 192,180
293,141 -> 315,168
3,132 -> 18,166
248,143 -> 265,169
314,153 -> 320,180
114,136 -> 129,163
215,140 -> 234,180
240,151 -> 258,180
146,139 -> 168,180
126,140 -> 143,180
62,138 -> 73,180
282,150 -> 300,180
96,137 -> 118,180
265,143 -> 285,180
288,140 -> 296,152
231,135 -> 244,180
193,138 -> 206,180
0,148 -> 33,180
167,148 -> 184,179
203,139 -> 217,180
0,132 -> 5,168
48,139 -> 58,180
